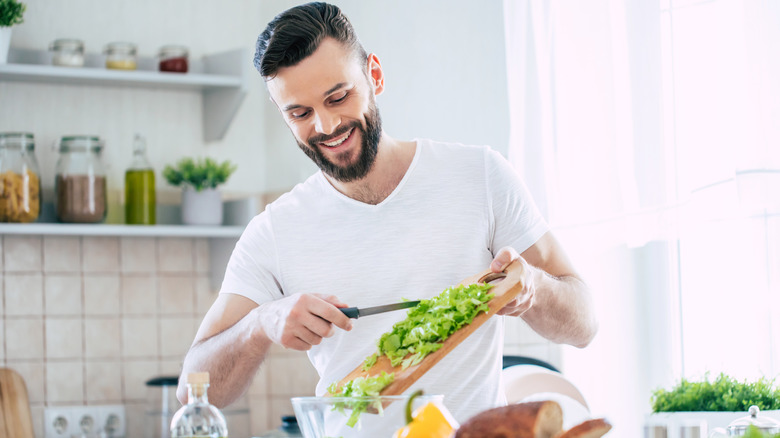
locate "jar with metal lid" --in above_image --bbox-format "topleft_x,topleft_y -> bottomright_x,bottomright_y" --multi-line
105,42 -> 137,70
0,132 -> 41,223
158,45 -> 189,73
49,39 -> 85,67
55,136 -> 108,223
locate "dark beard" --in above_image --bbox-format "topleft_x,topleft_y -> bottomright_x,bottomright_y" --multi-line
297,103 -> 382,182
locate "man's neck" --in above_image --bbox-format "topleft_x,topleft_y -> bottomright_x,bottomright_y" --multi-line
324,133 -> 416,205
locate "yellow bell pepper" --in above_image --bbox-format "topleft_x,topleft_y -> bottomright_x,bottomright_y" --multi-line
393,390 -> 458,438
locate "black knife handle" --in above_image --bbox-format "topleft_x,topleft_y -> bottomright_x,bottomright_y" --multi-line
340,307 -> 360,319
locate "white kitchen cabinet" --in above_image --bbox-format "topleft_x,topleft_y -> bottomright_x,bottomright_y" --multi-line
0,47 -> 250,142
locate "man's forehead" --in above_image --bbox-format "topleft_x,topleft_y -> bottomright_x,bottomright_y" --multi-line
266,38 -> 365,104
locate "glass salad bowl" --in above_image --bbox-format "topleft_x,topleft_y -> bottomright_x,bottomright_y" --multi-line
291,394 -> 445,438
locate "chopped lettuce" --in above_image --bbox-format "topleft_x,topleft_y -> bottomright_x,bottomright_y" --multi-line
325,282 -> 494,428
327,371 -> 395,427
364,282 -> 494,371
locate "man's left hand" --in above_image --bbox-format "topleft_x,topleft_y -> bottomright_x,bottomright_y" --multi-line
490,246 -> 536,316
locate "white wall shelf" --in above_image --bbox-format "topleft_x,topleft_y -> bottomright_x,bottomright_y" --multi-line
0,196 -> 259,288
0,222 -> 243,289
0,48 -> 250,141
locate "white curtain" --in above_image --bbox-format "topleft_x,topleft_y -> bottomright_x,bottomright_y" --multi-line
504,0 -> 780,435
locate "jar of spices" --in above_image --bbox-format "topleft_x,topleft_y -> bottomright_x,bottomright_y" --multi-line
49,39 -> 85,67
104,42 -> 138,70
158,45 -> 189,73
55,136 -> 108,223
0,132 -> 41,223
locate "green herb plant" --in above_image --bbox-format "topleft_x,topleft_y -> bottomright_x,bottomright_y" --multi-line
651,373 -> 780,413
163,157 -> 236,192
0,0 -> 26,27
326,372 -> 395,428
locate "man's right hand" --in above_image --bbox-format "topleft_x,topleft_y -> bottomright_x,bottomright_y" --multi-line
255,293 -> 354,350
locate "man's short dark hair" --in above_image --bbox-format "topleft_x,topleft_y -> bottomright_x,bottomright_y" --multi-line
254,2 -> 368,79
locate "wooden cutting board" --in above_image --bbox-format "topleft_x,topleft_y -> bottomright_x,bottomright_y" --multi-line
331,259 -> 528,397
0,367 -> 35,438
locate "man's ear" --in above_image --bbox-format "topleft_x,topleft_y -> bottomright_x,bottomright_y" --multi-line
366,53 -> 384,96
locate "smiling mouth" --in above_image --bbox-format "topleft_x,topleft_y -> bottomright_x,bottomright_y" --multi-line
319,128 -> 354,148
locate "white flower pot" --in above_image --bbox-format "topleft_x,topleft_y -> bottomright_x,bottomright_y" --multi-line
0,27 -> 11,64
181,187 -> 222,226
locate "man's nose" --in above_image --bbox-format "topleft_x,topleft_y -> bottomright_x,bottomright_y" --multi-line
314,111 -> 341,135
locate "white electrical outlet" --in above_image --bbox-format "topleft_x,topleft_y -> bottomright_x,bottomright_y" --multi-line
44,405 -> 126,438
72,407 -> 98,436
44,407 -> 72,438
97,405 -> 126,437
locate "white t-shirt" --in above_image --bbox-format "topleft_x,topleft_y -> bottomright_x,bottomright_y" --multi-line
220,139 -> 549,425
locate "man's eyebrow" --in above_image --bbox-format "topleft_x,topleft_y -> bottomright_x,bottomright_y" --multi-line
281,83 -> 350,112
282,103 -> 303,112
323,82 -> 348,97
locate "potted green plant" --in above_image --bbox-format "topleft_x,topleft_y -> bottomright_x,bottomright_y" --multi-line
163,157 -> 236,226
0,0 -> 26,64
647,373 -> 780,435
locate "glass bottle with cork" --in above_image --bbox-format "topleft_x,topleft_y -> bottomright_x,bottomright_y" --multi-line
170,372 -> 228,438
125,134 -> 156,225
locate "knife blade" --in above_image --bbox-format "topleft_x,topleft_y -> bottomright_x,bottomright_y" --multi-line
339,300 -> 421,319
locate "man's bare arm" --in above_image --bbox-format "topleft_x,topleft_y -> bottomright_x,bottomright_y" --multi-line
177,292 -> 353,408
177,293 -> 270,408
492,232 -> 598,348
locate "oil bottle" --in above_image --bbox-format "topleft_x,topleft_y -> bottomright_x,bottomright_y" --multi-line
125,134 -> 156,225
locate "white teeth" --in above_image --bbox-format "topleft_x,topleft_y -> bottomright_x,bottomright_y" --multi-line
322,129 -> 352,147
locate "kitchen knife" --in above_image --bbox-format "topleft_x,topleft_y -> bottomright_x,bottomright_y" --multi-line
339,300 -> 421,319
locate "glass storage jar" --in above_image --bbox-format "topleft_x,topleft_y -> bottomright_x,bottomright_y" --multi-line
49,39 -> 85,67
0,132 -> 41,223
158,45 -> 189,73
105,42 -> 138,70
55,136 -> 108,223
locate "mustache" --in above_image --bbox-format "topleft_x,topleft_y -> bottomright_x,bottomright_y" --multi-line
307,121 -> 359,147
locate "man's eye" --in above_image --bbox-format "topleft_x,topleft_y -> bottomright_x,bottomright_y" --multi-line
331,92 -> 348,103
291,110 -> 310,119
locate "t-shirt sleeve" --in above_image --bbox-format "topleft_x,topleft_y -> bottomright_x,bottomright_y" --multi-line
219,209 -> 284,305
484,147 -> 549,255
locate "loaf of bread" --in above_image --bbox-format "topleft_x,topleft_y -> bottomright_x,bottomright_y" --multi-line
454,400 -> 564,438
554,418 -> 612,438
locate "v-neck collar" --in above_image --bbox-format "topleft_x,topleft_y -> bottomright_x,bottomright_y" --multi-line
316,139 -> 422,209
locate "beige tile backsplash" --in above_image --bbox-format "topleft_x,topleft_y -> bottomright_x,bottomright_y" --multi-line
84,319 -> 122,359
5,273 -> 44,316
85,361 -> 122,402
83,275 -> 121,316
1,235 -> 560,437
44,275 -> 83,316
4,236 -> 42,272
45,318 -> 83,360
119,237 -> 157,273
81,237 -> 120,273
7,318 -> 45,360
42,237 -> 81,273
46,361 -> 84,403
158,238 -> 194,273
158,276 -> 195,315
